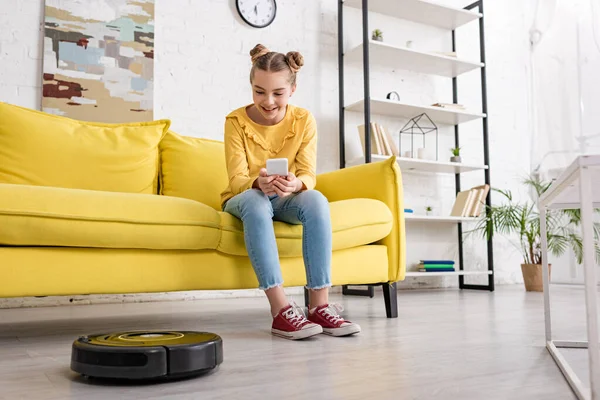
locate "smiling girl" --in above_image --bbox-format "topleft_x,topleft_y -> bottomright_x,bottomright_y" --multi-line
220,44 -> 361,340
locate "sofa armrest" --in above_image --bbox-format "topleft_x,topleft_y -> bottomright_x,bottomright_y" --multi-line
315,156 -> 405,282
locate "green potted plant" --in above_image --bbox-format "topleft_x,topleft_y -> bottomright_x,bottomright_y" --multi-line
372,29 -> 383,42
450,147 -> 461,163
425,206 -> 433,216
469,176 -> 599,291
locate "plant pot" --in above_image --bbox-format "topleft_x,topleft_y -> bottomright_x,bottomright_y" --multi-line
450,156 -> 461,163
372,36 -> 383,42
521,263 -> 551,292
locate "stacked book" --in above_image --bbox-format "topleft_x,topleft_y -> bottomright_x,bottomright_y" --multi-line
450,184 -> 490,218
418,260 -> 455,272
431,102 -> 466,111
357,122 -> 399,157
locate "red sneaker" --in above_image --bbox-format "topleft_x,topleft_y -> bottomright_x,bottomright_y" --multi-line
308,304 -> 361,337
272,302 -> 323,340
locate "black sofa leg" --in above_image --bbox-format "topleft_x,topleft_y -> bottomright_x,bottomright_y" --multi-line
342,285 -> 375,297
382,282 -> 398,318
304,287 -> 309,308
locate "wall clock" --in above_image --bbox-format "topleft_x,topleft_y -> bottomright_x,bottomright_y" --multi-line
236,0 -> 277,28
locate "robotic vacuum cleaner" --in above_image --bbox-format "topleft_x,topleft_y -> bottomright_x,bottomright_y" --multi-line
71,331 -> 223,380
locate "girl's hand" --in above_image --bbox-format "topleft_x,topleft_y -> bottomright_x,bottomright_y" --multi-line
272,172 -> 303,197
256,168 -> 277,195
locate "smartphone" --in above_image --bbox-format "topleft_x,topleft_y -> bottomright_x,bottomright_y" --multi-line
266,158 -> 288,177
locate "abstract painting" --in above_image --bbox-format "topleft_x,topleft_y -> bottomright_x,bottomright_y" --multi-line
42,0 -> 154,122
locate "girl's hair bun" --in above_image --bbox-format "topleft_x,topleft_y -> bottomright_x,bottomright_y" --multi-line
250,44 -> 270,64
285,51 -> 304,73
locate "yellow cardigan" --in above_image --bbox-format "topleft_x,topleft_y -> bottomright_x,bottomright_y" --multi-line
220,104 -> 317,207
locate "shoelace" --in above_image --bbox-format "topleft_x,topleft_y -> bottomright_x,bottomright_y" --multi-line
319,303 -> 345,324
284,301 -> 309,328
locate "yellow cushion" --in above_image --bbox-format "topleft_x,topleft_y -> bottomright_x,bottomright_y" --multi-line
0,101 -> 170,194
0,183 -> 221,250
217,198 -> 393,257
159,131 -> 228,210
0,245 -> 389,297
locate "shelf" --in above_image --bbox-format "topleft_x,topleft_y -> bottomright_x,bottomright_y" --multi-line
345,98 -> 485,125
344,0 -> 481,30
347,155 -> 487,173
345,41 -> 483,78
405,270 -> 492,277
386,154 -> 487,174
397,157 -> 488,174
339,0 -> 493,290
405,214 -> 478,223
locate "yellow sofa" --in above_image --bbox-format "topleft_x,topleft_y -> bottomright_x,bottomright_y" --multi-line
0,102 -> 406,317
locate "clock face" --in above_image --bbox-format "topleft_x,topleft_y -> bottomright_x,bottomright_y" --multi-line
236,0 -> 277,28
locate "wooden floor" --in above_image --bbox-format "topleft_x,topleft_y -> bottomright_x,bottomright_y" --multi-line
0,285 -> 591,400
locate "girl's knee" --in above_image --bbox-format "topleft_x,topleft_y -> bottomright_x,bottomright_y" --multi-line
239,189 -> 273,217
304,190 -> 328,207
299,190 -> 330,216
240,188 -> 268,202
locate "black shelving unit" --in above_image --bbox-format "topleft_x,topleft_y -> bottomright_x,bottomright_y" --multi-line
338,0 -> 495,299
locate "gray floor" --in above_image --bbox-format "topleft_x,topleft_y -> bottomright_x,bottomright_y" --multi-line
0,285 -> 592,400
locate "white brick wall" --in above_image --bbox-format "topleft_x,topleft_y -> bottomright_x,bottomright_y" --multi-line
0,0 -> 340,170
152,0 -> 340,175
0,0 -> 540,306
0,0 -> 44,108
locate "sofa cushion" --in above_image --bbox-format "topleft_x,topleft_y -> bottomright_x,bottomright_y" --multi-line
0,101 -> 170,194
0,183 -> 221,250
159,131 -> 228,210
217,198 -> 393,257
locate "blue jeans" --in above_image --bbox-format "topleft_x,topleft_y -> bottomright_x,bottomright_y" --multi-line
223,189 -> 332,290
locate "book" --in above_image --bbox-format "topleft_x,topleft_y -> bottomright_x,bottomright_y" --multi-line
370,122 -> 383,155
447,184 -> 491,218
431,102 -> 465,110
379,124 -> 399,156
420,262 -> 455,267
419,268 -> 456,272
466,188 -> 482,217
357,124 -> 366,155
470,184 -> 490,217
357,124 -> 381,156
465,190 -> 479,217
376,123 -> 392,156
450,190 -> 474,217
420,260 -> 455,265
